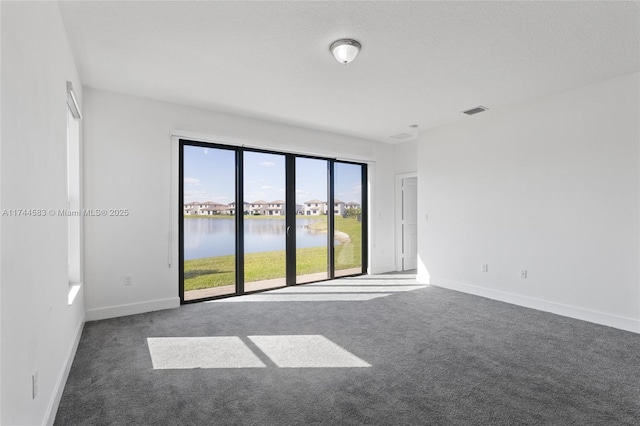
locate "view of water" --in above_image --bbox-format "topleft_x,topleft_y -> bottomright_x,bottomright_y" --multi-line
184,217 -> 332,260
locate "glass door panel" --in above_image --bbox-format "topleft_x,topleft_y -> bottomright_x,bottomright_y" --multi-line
334,162 -> 364,277
181,140 -> 367,303
295,157 -> 329,284
182,145 -> 236,301
243,151 -> 287,292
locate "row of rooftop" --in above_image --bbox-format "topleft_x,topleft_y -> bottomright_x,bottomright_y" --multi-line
184,200 -> 361,216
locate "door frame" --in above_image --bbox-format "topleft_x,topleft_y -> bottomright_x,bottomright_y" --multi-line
395,172 -> 417,271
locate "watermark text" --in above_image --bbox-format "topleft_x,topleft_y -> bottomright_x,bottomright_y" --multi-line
1,209 -> 129,217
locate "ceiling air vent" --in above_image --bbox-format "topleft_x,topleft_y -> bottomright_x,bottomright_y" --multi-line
390,132 -> 413,140
462,106 -> 488,115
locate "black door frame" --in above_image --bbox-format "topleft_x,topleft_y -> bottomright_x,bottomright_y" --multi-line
179,139 -> 367,304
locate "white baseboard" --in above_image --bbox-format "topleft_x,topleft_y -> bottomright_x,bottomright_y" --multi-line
85,297 -> 180,322
45,313 -> 85,426
431,277 -> 640,334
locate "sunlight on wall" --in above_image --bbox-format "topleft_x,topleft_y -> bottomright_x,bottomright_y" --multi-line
416,254 -> 431,285
67,284 -> 81,306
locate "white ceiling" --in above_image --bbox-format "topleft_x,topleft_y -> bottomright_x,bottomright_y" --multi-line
59,1 -> 640,144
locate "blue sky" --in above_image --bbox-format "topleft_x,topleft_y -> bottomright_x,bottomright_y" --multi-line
183,146 -> 362,205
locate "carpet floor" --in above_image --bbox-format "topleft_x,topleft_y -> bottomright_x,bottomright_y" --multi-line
55,274 -> 640,425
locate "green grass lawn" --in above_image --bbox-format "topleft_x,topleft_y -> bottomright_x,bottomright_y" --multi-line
309,216 -> 362,271
183,216 -> 363,291
184,246 -> 327,291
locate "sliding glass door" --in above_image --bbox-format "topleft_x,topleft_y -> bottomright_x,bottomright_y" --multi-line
181,145 -> 236,301
334,162 -> 366,277
180,140 -> 367,303
295,157 -> 329,284
243,151 -> 287,292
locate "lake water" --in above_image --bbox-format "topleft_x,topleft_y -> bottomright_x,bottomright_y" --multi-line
184,217 -> 332,260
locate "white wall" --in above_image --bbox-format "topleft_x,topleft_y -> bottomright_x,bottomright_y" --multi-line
394,139 -> 417,175
417,72 -> 640,333
83,88 -> 396,320
1,2 -> 85,425
0,2 -> 3,420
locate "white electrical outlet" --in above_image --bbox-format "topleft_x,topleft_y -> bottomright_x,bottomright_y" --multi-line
32,372 -> 38,399
520,270 -> 528,279
125,275 -> 132,286
481,264 -> 488,272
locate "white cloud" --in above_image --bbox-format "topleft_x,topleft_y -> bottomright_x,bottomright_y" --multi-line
184,189 -> 209,202
338,184 -> 362,198
261,185 -> 273,190
260,161 -> 275,167
246,191 -> 267,201
184,191 -> 233,204
184,177 -> 201,186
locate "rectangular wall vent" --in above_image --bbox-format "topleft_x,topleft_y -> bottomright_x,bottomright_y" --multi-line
390,133 -> 413,140
462,106 -> 488,115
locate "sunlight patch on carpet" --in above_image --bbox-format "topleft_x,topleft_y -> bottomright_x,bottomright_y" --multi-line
249,335 -> 371,368
208,293 -> 390,302
147,337 -> 266,369
269,285 -> 428,293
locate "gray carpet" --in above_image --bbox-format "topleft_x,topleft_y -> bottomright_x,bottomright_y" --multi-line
55,274 -> 640,425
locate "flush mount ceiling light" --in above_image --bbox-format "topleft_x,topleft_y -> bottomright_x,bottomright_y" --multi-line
330,39 -> 361,64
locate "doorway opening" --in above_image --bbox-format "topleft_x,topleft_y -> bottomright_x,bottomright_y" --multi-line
396,174 -> 417,271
